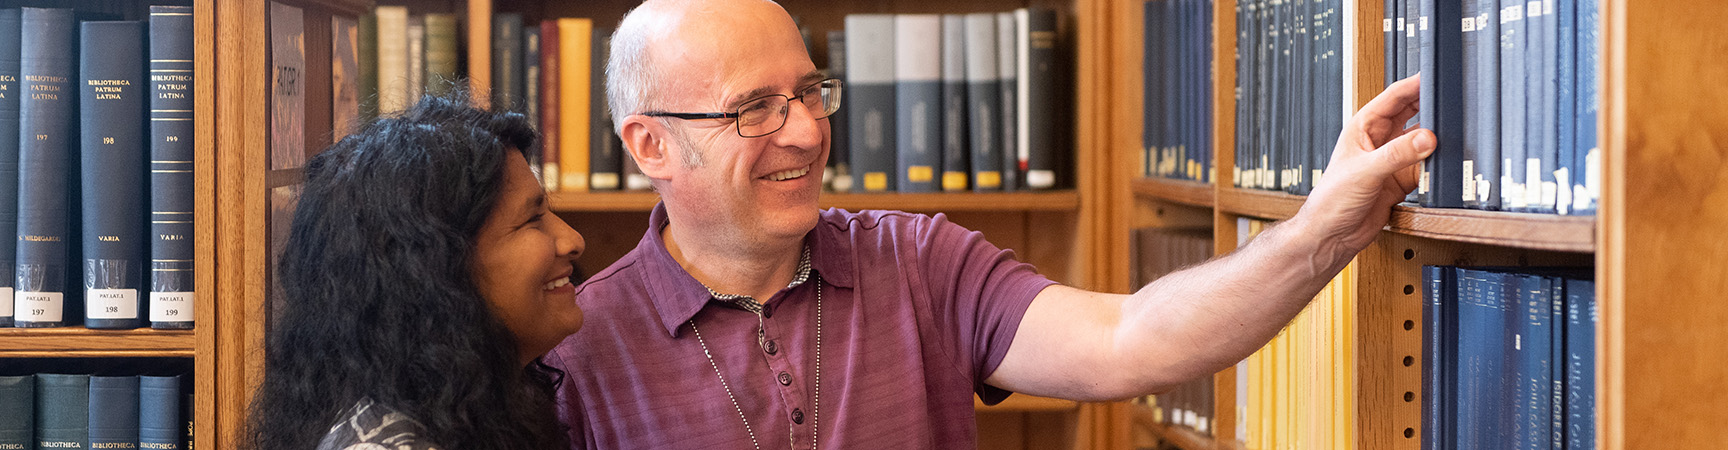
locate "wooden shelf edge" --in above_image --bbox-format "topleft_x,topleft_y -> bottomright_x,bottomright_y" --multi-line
1387,205 -> 1597,253
1132,177 -> 1216,208
973,395 -> 1080,412
1216,187 -> 1306,221
0,327 -> 196,354
549,191 -> 1083,213
1131,404 -> 1231,450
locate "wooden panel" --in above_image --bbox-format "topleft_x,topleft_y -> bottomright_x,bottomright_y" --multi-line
1132,177 -> 1216,208
1603,0 -> 1728,447
466,0 -> 491,107
215,0 -> 272,446
1355,233 -> 1591,450
1387,205 -> 1596,253
194,0 -> 218,446
1216,188 -> 1306,221
0,328 -> 195,354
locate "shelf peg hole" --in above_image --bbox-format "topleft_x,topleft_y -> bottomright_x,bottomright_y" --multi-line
1404,391 -> 1415,402
1404,320 -> 1415,330
1404,284 -> 1415,295
1405,428 -> 1415,438
1404,249 -> 1415,260
1403,355 -> 1414,367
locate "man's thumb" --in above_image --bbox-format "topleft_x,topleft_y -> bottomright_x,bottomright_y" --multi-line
1375,128 -> 1438,174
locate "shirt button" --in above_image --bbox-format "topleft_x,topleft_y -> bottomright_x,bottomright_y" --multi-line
791,408 -> 804,424
764,340 -> 778,355
778,372 -> 792,386
761,306 -> 773,319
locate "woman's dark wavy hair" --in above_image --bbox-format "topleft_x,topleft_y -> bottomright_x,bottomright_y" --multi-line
242,93 -> 567,449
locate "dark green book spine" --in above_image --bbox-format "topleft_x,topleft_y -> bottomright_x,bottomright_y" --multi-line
148,6 -> 195,330
0,375 -> 31,450
35,374 -> 89,450
357,14 -> 377,122
0,9 -> 20,327
89,376 -> 139,450
15,7 -> 78,328
588,27 -> 619,190
491,13 -> 523,112
80,20 -> 148,330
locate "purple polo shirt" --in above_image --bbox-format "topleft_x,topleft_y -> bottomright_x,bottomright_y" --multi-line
545,204 -> 1056,449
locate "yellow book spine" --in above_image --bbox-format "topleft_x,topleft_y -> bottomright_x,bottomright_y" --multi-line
557,18 -> 592,192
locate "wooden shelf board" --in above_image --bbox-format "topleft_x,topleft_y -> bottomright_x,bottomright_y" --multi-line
1132,177 -> 1216,208
973,395 -> 1081,412
1387,205 -> 1596,253
549,191 -> 1083,213
1217,187 -> 1306,221
0,327 -> 195,356
1130,404 -> 1232,450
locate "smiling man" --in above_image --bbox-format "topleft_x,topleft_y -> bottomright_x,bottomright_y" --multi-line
544,0 -> 1437,448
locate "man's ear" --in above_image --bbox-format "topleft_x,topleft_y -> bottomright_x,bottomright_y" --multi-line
619,115 -> 675,179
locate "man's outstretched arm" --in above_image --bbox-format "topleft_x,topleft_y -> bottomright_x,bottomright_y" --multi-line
988,75 -> 1435,401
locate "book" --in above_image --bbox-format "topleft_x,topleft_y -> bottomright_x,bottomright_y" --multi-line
1499,0 -> 1527,211
1463,0 -> 1500,209
357,13 -> 377,122
15,7 -> 78,328
938,14 -> 968,192
1421,265 -> 1454,450
844,14 -> 895,192
963,13 -> 1001,192
140,375 -> 183,450
1017,8 -> 1059,190
492,13 -> 524,112
89,375 -> 140,450
1571,0 -> 1598,214
537,20 -> 559,192
423,14 -> 460,98
0,375 -> 30,449
143,9 -> 198,334
893,14 -> 940,193
1417,0 -> 1465,208
80,20 -> 148,330
0,9 -> 19,327
374,6 -> 409,115
996,12 -> 1018,191
406,16 -> 424,104
330,14 -> 360,141
1565,278 -> 1595,449
1512,273 -> 1553,449
1554,0 -> 1576,215
556,18 -> 592,192
35,374 -> 88,450
525,25 -> 540,129
823,30 -> 851,192
1530,0 -> 1558,214
588,27 -> 619,191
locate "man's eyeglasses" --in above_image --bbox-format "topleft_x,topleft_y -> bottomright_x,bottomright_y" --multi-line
642,78 -> 844,138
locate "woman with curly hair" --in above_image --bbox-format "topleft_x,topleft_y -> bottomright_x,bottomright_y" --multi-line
243,94 -> 585,450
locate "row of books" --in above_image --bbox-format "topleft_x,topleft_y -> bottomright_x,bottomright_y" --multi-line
1402,0 -> 1601,214
833,9 -> 1065,193
0,372 -> 193,450
1141,0 -> 1215,183
0,7 -> 198,330
1130,227 -> 1217,434
1422,266 -> 1595,449
1236,218 -> 1357,449
1232,0 -> 1348,195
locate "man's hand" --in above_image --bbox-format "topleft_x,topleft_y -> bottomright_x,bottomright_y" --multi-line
1297,74 -> 1437,256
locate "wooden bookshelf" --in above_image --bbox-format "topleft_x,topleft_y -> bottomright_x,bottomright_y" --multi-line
0,328 -> 196,357
1215,187 -> 1306,222
1387,205 -> 1595,253
1130,177 -> 1215,208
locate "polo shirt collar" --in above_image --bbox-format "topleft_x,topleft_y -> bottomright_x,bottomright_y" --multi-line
640,203 -> 855,338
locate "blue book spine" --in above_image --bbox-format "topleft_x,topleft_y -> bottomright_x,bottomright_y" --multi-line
1548,276 -> 1567,449
1463,0 -> 1501,209
15,7 -> 77,328
1531,0 -> 1559,214
996,12 -> 1018,192
149,5 -> 196,330
1514,274 -> 1552,449
1454,269 -> 1485,447
1572,0 -> 1598,214
1418,0 -> 1465,208
1554,0 -> 1577,215
1565,278 -> 1595,448
140,375 -> 183,450
35,373 -> 89,450
81,20 -> 149,330
1385,0 -> 1396,89
1144,1 -> 1158,179
963,14 -> 1001,192
844,14 -> 896,192
0,375 -> 31,449
89,375 -> 140,450
1233,0 -> 1246,187
1498,0 -> 1527,211
939,15 -> 969,192
893,14 -> 941,193
0,9 -> 19,327
1421,266 -> 1449,450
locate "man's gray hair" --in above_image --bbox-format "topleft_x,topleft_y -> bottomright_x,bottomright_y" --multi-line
606,5 -> 662,135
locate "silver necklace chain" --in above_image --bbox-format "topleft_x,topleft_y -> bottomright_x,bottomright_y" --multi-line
688,273 -> 822,450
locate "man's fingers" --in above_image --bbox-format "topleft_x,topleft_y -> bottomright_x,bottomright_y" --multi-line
1358,74 -> 1423,130
1372,127 -> 1437,176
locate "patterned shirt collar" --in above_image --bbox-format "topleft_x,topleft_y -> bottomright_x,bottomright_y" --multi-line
701,246 -> 814,315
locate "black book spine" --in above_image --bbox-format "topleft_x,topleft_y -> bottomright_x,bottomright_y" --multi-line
81,20 -> 148,330
35,373 -> 89,450
0,375 -> 31,449
939,14 -> 968,192
1421,266 -> 1447,450
588,27 -> 619,191
997,12 -> 1018,192
491,13 -> 523,112
824,30 -> 851,192
1418,0 -> 1465,207
0,9 -> 19,327
139,375 -> 182,450
15,7 -> 77,328
90,376 -> 140,450
148,6 -> 195,330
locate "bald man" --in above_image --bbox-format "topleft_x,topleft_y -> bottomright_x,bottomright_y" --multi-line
543,0 -> 1436,448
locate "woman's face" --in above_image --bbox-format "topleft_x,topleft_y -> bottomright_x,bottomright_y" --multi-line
472,151 -> 586,365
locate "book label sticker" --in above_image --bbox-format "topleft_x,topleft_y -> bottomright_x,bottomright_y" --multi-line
15,292 -> 64,322
0,288 -> 10,316
152,292 -> 195,322
88,288 -> 139,319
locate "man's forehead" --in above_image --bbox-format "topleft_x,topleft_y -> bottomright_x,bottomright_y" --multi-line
648,2 -> 814,105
